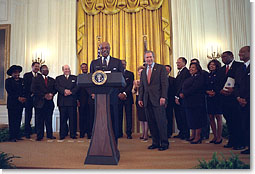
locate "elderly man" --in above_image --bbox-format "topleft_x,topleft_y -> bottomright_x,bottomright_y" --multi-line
138,50 -> 169,151
90,42 -> 124,144
55,65 -> 79,140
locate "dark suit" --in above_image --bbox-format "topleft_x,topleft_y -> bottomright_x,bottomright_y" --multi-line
174,67 -> 190,138
31,74 -> 56,139
166,76 -> 175,137
55,75 -> 79,139
77,84 -> 90,137
235,64 -> 250,148
216,60 -> 244,147
90,56 -> 124,143
181,73 -> 207,129
139,63 -> 169,148
5,77 -> 26,140
118,69 -> 134,137
23,71 -> 37,136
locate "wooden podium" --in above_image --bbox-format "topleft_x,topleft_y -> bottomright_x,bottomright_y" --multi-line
77,72 -> 126,165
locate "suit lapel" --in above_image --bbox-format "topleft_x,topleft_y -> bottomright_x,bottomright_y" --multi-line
107,56 -> 113,69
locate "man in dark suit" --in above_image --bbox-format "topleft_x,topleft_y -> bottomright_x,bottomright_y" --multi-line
138,50 -> 169,151
90,42 -> 124,144
234,46 -> 250,154
174,57 -> 190,140
165,65 -> 175,138
55,65 -> 79,140
118,60 -> 134,139
77,63 -> 91,138
216,51 -> 244,150
23,62 -> 40,138
31,65 -> 56,141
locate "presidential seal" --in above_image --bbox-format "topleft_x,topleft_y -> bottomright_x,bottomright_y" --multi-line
92,70 -> 107,85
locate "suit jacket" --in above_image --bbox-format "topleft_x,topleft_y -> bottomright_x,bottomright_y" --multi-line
181,73 -> 206,108
90,56 -> 124,74
175,67 -> 190,96
120,69 -> 134,104
5,77 -> 26,109
216,61 -> 244,105
234,64 -> 250,103
31,74 -> 56,109
55,75 -> 79,107
138,63 -> 168,107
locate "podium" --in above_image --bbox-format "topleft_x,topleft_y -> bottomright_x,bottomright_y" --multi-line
77,72 -> 126,165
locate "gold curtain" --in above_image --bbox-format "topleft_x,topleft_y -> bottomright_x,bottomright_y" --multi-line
77,0 -> 172,133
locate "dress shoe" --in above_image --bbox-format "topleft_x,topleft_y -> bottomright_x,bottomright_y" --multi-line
241,149 -> 250,154
87,134 -> 91,139
139,136 -> 144,139
209,139 -> 216,143
80,135 -> 85,138
36,137 -> 43,141
141,138 -> 148,142
158,146 -> 169,151
16,137 -> 24,140
9,138 -> 17,142
59,137 -> 65,140
47,136 -> 56,139
190,138 -> 202,144
71,136 -> 77,139
224,144 -> 233,148
186,138 -> 195,142
127,135 -> 132,139
25,135 -> 31,139
233,146 -> 245,150
173,134 -> 182,138
214,139 -> 223,144
148,145 -> 160,149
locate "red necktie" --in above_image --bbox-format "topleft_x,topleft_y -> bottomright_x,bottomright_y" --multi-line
147,65 -> 152,84
45,77 -> 48,86
225,65 -> 229,74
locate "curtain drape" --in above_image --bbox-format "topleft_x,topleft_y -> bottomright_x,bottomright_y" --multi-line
77,0 -> 172,133
77,0 -> 171,76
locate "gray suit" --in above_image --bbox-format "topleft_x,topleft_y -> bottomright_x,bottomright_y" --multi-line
139,63 -> 169,147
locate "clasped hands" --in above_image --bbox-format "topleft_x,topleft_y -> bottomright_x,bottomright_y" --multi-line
18,97 -> 26,103
118,93 -> 127,100
45,93 -> 53,100
237,97 -> 247,107
64,89 -> 72,96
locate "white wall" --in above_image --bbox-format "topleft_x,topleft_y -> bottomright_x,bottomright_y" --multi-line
171,0 -> 251,75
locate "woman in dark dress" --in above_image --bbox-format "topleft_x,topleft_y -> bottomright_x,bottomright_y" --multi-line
206,59 -> 223,144
179,63 -> 207,144
132,66 -> 148,142
5,65 -> 26,142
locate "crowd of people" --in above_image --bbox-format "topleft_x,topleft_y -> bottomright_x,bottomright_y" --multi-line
5,43 -> 250,154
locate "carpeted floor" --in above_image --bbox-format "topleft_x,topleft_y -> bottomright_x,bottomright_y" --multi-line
0,133 -> 250,169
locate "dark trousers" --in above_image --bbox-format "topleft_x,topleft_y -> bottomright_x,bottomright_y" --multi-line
222,102 -> 243,147
35,103 -> 54,139
59,106 -> 77,138
79,103 -> 90,136
174,101 -> 190,138
240,103 -> 250,148
145,99 -> 169,147
8,107 -> 23,140
25,99 -> 35,135
166,103 -> 174,138
118,99 -> 133,137
201,115 -> 210,139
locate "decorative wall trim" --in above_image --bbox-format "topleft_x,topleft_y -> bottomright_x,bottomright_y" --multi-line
0,0 -> 8,21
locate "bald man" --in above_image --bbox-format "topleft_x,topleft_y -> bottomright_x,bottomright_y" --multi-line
90,42 -> 124,144
55,65 -> 79,140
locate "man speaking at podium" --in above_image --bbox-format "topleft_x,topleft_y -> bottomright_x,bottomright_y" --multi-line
90,42 -> 124,144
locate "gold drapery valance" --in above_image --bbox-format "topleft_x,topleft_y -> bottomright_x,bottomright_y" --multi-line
77,0 -> 172,133
80,0 -> 164,15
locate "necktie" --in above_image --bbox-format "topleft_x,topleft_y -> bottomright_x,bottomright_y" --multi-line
103,57 -> 107,66
65,75 -> 68,80
147,65 -> 152,84
44,77 -> 48,86
177,70 -> 181,76
243,64 -> 247,71
225,65 -> 229,74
